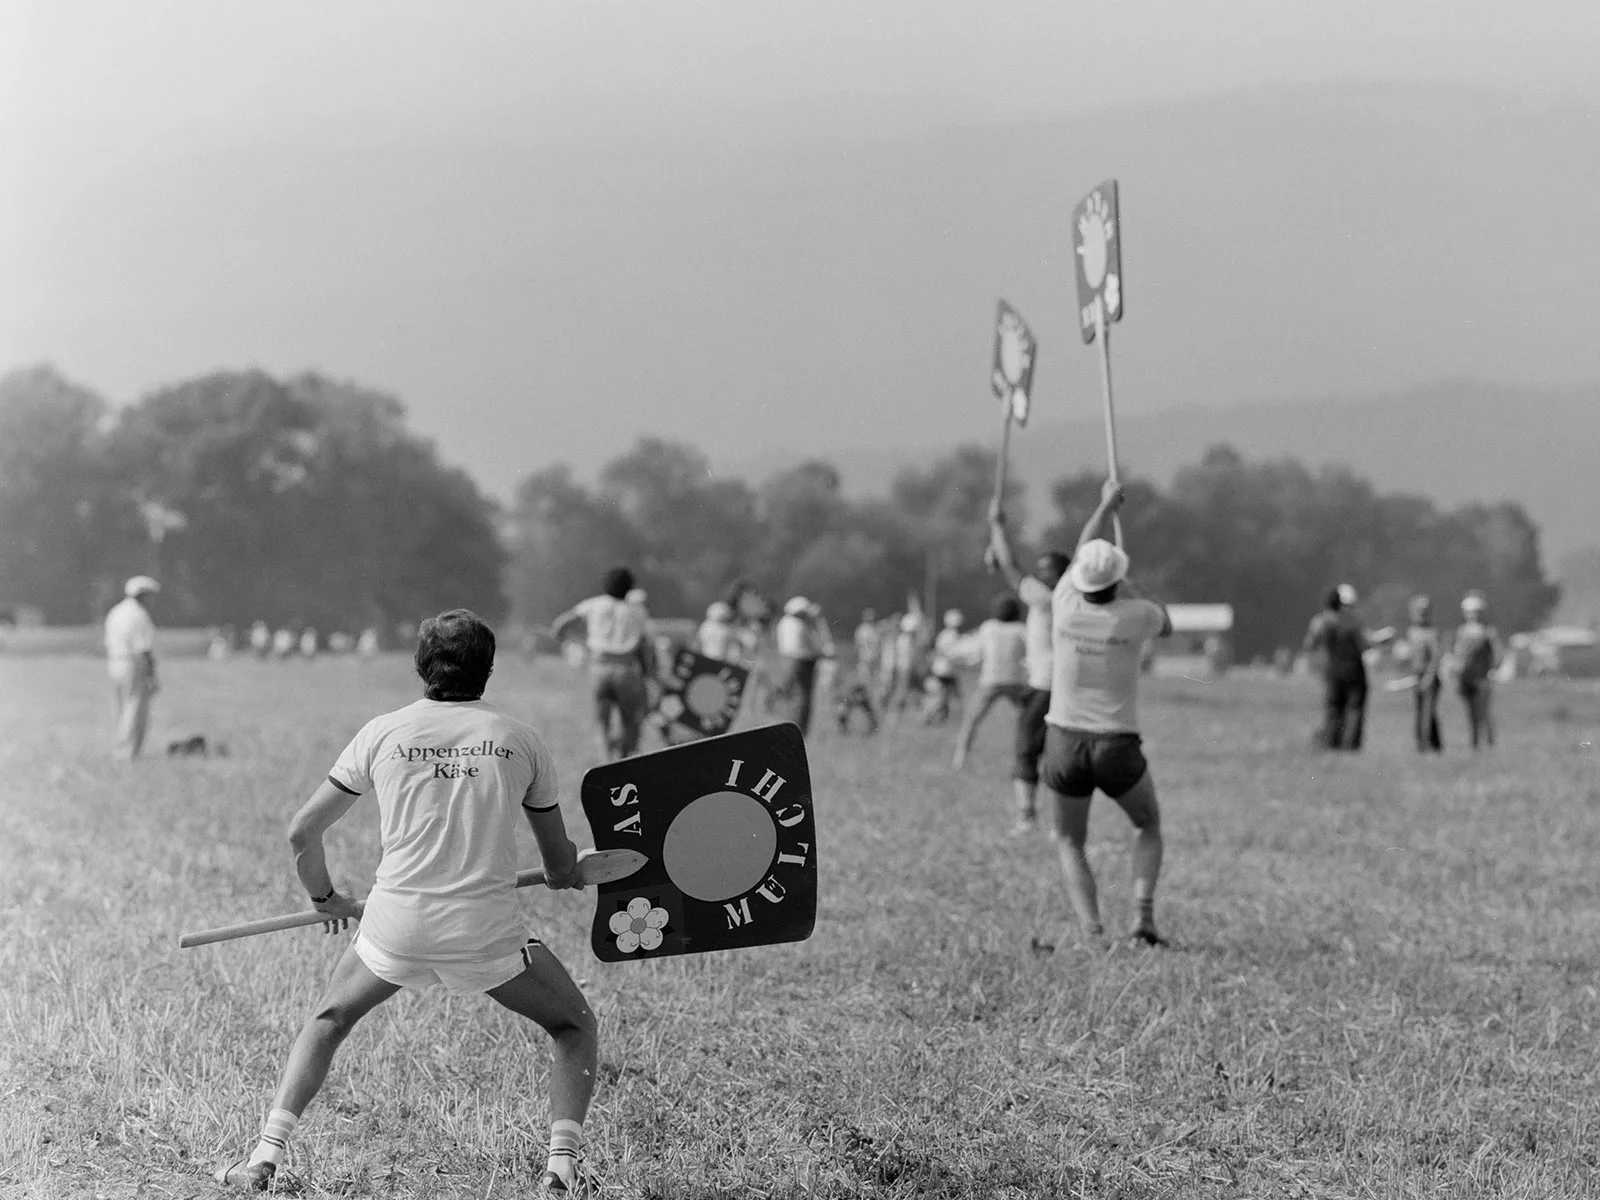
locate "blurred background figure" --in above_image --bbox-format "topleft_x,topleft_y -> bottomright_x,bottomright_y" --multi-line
104,575 -> 160,760
1452,591 -> 1504,749
1404,595 -> 1444,753
207,625 -> 233,661
356,626 -> 381,658
922,609 -> 966,725
696,601 -> 738,662
951,594 -> 1029,770
272,626 -> 296,659
1303,584 -> 1369,751
299,626 -> 319,658
551,566 -> 653,760
248,620 -> 271,658
774,596 -> 833,737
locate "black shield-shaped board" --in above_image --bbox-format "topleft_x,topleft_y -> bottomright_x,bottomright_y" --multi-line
581,723 -> 817,962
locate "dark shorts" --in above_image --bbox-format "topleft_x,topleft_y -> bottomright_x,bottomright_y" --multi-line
1040,726 -> 1149,799
1012,687 -> 1051,783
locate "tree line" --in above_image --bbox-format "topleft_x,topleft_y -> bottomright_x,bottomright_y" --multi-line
0,366 -> 1560,660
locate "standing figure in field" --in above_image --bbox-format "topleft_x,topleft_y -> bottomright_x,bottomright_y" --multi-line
695,601 -> 739,663
950,594 -> 1029,771
1452,591 -> 1503,749
1041,482 -> 1173,946
986,507 -> 1072,834
249,620 -> 271,658
831,609 -> 883,735
213,610 -> 597,1197
551,566 -> 654,760
104,575 -> 161,760
921,609 -> 966,725
1404,594 -> 1444,753
774,597 -> 833,737
883,609 -> 928,717
1303,584 -> 1369,751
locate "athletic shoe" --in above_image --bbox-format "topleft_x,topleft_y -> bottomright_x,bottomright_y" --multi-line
213,1157 -> 303,1193
537,1160 -> 597,1198
1128,925 -> 1169,948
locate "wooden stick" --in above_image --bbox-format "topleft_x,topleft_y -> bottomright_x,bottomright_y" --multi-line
178,848 -> 649,948
1093,303 -> 1124,548
985,400 -> 1014,572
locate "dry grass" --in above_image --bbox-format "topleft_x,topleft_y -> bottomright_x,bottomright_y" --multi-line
2,655 -> 1598,1198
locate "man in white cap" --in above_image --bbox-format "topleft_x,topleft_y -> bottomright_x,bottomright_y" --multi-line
1452,591 -> 1502,749
105,576 -> 161,759
1302,584 -> 1369,750
1039,482 -> 1173,946
774,596 -> 832,737
695,601 -> 739,663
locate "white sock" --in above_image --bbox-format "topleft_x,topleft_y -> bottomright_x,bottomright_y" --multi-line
247,1108 -> 298,1168
545,1119 -> 584,1183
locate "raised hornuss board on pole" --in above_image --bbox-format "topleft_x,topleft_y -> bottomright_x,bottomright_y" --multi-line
581,723 -> 817,962
991,299 -> 1038,427
1073,179 -> 1123,344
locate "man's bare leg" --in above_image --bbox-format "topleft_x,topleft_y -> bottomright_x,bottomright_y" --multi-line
1109,772 -> 1164,943
1046,786 -> 1101,936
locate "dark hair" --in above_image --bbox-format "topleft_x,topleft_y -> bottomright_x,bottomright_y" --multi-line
1325,588 -> 1343,611
415,609 -> 496,701
602,566 -> 635,599
992,595 -> 1023,623
1036,551 -> 1071,584
1084,585 -> 1118,606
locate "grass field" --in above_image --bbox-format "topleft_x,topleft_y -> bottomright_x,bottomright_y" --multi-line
3,654 -> 1599,1199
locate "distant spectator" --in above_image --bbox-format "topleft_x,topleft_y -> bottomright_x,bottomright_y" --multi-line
696,601 -> 738,662
356,627 -> 380,658
249,621 -> 271,658
299,627 -> 319,658
1452,592 -> 1503,749
921,609 -> 966,725
1303,584 -> 1369,751
1405,595 -> 1444,753
105,576 -> 161,760
272,627 -> 296,659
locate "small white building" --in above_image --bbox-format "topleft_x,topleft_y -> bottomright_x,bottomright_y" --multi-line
1147,604 -> 1234,678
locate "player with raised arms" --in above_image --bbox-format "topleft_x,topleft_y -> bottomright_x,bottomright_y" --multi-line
214,610 -> 599,1197
1040,481 -> 1173,946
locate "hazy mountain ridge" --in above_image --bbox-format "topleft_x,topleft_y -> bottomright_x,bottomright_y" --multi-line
729,381 -> 1600,562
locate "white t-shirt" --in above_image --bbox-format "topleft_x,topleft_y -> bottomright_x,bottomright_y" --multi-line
976,620 -> 1028,687
574,595 -> 646,655
1017,576 -> 1055,690
328,698 -> 559,962
104,598 -> 156,668
776,613 -> 824,660
696,619 -> 737,662
1046,586 -> 1167,734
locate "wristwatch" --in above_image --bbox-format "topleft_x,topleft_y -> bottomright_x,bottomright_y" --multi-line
310,886 -> 337,904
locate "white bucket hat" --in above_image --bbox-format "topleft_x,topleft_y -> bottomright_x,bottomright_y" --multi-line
1461,591 -> 1487,613
1337,583 -> 1359,606
124,575 -> 160,597
1066,540 -> 1129,593
784,596 -> 811,616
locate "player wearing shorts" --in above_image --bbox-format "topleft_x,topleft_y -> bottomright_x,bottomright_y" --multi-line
986,506 -> 1071,834
1452,591 -> 1503,749
950,594 -> 1029,771
553,566 -> 653,760
1040,481 -> 1172,946
215,610 -> 598,1196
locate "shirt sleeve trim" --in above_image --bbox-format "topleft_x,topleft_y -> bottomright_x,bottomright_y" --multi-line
522,800 -> 561,813
327,775 -> 361,796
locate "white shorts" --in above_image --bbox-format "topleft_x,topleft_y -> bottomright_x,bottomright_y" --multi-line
354,931 -> 537,996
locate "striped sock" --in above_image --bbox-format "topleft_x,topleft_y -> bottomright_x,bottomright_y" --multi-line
247,1108 -> 298,1168
1136,895 -> 1156,932
545,1119 -> 584,1185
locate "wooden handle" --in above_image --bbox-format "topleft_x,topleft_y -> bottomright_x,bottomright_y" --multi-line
178,849 -> 646,948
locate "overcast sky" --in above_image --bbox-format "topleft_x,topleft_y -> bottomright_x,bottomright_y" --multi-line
4,1 -> 1598,496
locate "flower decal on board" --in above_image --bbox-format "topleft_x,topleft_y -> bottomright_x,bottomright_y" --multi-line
609,896 -> 670,953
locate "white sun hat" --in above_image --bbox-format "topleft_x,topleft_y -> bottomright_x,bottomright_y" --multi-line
1066,540 -> 1129,593
1337,583 -> 1359,606
784,595 -> 811,616
1461,591 -> 1487,612
124,575 -> 160,597
706,601 -> 733,621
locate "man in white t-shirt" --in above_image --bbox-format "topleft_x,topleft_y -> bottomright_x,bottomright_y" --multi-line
1041,482 -> 1173,947
950,594 -> 1030,770
104,575 -> 161,759
986,510 -> 1072,834
552,567 -> 653,760
215,610 -> 598,1197
774,596 -> 833,737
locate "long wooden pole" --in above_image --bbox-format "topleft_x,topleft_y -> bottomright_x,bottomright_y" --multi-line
1093,303 -> 1124,547
177,848 -> 648,948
